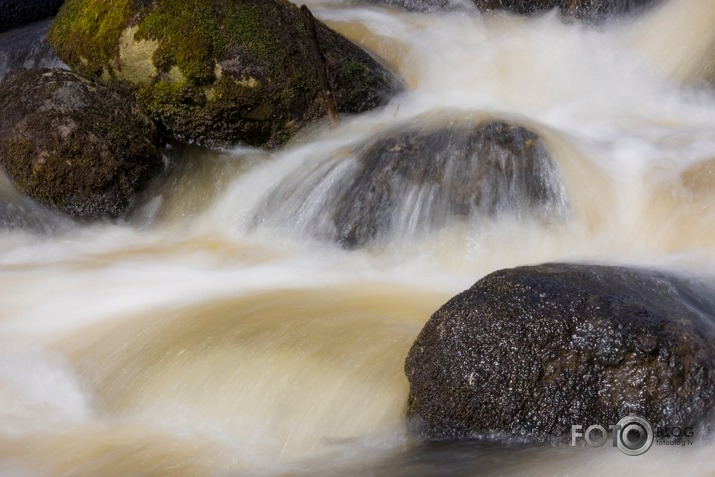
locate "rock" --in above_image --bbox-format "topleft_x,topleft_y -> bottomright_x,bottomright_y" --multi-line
366,0 -> 661,20
0,0 -> 64,33
333,118 -> 567,248
405,263 -> 715,440
475,0 -> 661,20
0,68 -> 163,220
48,0 -> 401,149
0,19 -> 66,80
365,0 -> 471,13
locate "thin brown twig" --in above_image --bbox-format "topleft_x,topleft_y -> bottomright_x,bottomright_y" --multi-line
301,5 -> 339,127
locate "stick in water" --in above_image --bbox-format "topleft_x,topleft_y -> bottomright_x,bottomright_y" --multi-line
301,5 -> 340,127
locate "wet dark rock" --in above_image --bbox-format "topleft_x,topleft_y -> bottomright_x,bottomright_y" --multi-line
48,0 -> 401,149
472,0 -> 661,20
365,0 -> 470,13
0,19 -> 65,80
366,0 -> 661,20
334,118 -> 566,248
0,0 -> 64,33
405,263 -> 715,440
0,68 -> 163,220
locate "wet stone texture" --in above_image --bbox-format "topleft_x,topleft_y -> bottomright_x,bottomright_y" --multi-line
405,263 -> 715,440
334,120 -> 566,248
0,68 -> 162,220
472,0 -> 660,20
368,0 -> 662,21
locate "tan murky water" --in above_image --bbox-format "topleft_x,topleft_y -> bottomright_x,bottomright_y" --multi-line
3,0 -> 715,475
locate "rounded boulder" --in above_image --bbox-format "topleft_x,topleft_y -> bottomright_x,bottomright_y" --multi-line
0,68 -> 163,219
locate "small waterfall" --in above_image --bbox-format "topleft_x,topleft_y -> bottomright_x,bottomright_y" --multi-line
0,169 -> 72,233
250,112 -> 568,248
0,19 -> 65,80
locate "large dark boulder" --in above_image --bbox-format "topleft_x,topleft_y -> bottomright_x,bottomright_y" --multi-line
0,68 -> 163,220
0,0 -> 64,33
405,263 -> 715,440
48,0 -> 401,149
333,118 -> 567,248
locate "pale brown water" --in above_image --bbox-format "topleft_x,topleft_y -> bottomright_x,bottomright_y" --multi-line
3,0 -> 715,475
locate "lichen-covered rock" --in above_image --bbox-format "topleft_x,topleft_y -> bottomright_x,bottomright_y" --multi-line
0,0 -> 65,33
48,0 -> 401,149
405,263 -> 715,440
0,68 -> 163,219
333,118 -> 567,248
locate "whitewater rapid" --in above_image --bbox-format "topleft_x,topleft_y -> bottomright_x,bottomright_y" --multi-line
2,0 -> 715,475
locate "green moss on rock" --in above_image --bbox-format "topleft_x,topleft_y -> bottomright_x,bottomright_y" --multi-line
49,0 -> 134,78
49,0 -> 401,148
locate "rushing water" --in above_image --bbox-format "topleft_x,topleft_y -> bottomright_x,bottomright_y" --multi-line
2,0 -> 715,475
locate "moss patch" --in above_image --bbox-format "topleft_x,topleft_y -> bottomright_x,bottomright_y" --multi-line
117,26 -> 159,84
49,0 -> 134,78
134,1 -> 278,85
49,0 -> 400,148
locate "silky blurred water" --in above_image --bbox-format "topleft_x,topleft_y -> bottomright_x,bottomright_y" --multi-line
2,0 -> 715,475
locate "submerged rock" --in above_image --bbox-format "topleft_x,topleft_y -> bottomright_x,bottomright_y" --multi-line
48,0 -> 400,149
0,68 -> 163,220
334,118 -> 567,248
0,0 -> 64,33
405,263 -> 715,440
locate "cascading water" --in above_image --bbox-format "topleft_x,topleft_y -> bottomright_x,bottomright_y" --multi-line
0,19 -> 64,80
3,0 -> 715,475
249,113 -> 568,248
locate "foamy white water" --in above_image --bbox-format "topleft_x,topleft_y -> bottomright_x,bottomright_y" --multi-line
2,0 -> 715,475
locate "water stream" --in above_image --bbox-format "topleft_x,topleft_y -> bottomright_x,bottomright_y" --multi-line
2,0 -> 715,475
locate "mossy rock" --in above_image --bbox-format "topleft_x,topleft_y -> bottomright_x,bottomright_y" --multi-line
0,68 -> 163,220
48,0 -> 401,149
